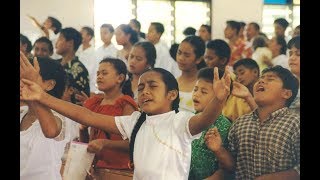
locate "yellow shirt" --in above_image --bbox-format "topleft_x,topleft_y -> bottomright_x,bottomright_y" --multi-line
222,94 -> 252,122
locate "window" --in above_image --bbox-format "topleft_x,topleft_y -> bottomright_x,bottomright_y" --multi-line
94,0 -> 134,49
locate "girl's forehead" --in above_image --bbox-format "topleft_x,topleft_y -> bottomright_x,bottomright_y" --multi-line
139,71 -> 162,82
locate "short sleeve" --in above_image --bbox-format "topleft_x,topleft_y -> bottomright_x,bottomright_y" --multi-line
115,111 -> 141,140
52,111 -> 67,141
175,111 -> 201,142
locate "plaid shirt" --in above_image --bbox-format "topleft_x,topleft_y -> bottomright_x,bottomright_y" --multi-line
228,107 -> 300,180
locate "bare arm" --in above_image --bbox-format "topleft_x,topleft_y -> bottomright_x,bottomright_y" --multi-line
205,169 -> 224,180
189,67 -> 231,135
29,101 -> 62,138
87,139 -> 130,154
27,15 -> 49,37
254,169 -> 299,180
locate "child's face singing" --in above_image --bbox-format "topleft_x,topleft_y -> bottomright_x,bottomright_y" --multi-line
288,46 -> 300,76
96,62 -> 123,92
137,71 -> 175,115
253,72 -> 290,106
192,79 -> 214,112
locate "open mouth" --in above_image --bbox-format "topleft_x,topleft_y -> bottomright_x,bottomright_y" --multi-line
256,86 -> 265,92
193,99 -> 200,104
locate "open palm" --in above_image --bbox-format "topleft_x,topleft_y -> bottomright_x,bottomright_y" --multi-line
212,67 -> 231,102
232,81 -> 251,99
20,79 -> 44,101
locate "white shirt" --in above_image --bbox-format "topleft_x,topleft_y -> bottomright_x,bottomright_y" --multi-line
272,54 -> 289,69
20,108 -> 69,180
76,45 -> 99,93
154,41 -> 182,78
115,111 -> 201,180
179,91 -> 195,113
95,43 -> 118,63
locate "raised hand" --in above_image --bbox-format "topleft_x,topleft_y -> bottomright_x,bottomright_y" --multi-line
20,52 -> 41,82
232,81 -> 251,99
204,127 -> 222,152
212,67 -> 231,102
75,91 -> 90,106
20,79 -> 44,102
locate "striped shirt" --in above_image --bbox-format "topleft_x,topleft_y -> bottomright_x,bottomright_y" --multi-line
228,107 -> 300,179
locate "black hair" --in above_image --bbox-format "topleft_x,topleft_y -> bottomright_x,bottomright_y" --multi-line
261,65 -> 299,107
30,57 -> 66,99
132,41 -> 157,68
130,19 -> 141,30
274,18 -> 289,29
239,21 -> 246,28
129,68 -> 180,164
206,39 -> 231,66
200,24 -> 211,34
99,58 -> 133,97
183,27 -> 196,36
81,26 -> 94,38
181,35 -> 206,70
33,37 -> 54,55
275,36 -> 287,55
288,36 -> 300,50
20,34 -> 32,53
64,73 -> 77,104
101,24 -> 114,33
259,32 -> 269,40
117,24 -> 139,45
151,22 -> 165,35
252,35 -> 268,51
226,20 -> 241,34
169,43 -> 179,61
197,67 -> 233,94
48,16 -> 62,34
60,27 -> 82,52
233,58 -> 260,77
249,22 -> 260,32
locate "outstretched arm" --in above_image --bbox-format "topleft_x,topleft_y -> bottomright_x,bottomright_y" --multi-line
20,52 -> 121,135
189,67 -> 231,135
27,15 -> 49,37
87,139 -> 130,154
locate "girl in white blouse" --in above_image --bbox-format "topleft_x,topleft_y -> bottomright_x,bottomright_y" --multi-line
21,54 -> 231,179
20,55 -> 69,180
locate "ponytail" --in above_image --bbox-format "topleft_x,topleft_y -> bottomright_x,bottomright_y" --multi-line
129,112 -> 147,166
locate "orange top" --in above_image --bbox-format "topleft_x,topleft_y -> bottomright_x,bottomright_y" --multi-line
84,95 -> 138,170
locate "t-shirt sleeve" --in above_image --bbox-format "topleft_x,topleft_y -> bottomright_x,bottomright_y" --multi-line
114,111 -> 141,140
175,111 -> 201,142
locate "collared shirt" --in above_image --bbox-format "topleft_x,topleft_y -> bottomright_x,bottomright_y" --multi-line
115,111 -> 201,180
228,107 -> 300,179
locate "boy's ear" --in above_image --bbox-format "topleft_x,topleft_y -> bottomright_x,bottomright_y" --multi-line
220,57 -> 228,66
282,89 -> 292,100
167,90 -> 178,101
118,74 -> 126,84
45,80 -> 56,91
253,69 -> 259,76
195,56 -> 204,65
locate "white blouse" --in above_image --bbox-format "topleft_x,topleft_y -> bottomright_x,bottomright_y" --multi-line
179,91 -> 195,113
115,110 -> 201,180
20,108 -> 69,180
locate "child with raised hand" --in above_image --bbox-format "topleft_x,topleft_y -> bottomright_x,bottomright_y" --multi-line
21,52 -> 231,179
79,58 -> 138,177
206,65 -> 300,180
189,67 -> 232,180
128,41 -> 156,102
176,35 -> 207,113
20,53 -> 69,180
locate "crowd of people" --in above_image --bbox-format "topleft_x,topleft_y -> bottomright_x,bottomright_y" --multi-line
20,16 -> 300,180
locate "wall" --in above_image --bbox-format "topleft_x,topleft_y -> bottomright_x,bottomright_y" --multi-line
20,0 -> 94,43
211,0 -> 264,40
